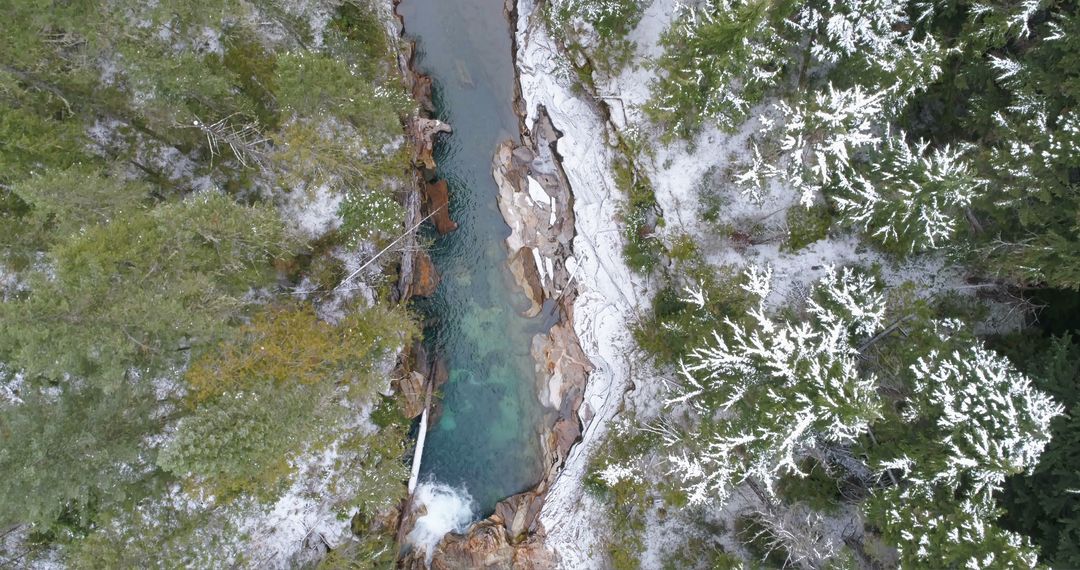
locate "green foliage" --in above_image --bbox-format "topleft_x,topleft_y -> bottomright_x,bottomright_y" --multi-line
0,193 -> 290,386
585,423 -> 664,569
275,52 -> 405,142
783,203 -> 833,251
543,0 -> 645,76
1000,334 -> 1080,568
167,303 -> 415,500
66,499 -> 244,569
330,0 -> 393,78
13,165 -> 151,238
0,0 -> 417,561
0,383 -> 162,531
183,303 -> 411,404
735,515 -> 789,569
695,165 -> 727,225
616,158 -> 665,273
318,535 -> 397,570
160,381 -> 326,501
646,0 -> 796,139
633,265 -> 753,365
0,104 -> 90,182
339,188 -> 407,246
776,458 -> 843,513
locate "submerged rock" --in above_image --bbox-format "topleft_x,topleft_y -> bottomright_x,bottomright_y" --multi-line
424,180 -> 459,235
412,249 -> 441,297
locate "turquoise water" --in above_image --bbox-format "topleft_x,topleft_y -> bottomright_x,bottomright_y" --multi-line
397,0 -> 553,514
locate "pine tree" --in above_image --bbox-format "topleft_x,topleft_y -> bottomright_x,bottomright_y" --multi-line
833,134 -> 984,254
663,265 -> 884,505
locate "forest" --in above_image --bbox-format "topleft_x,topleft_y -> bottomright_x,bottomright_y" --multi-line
3,0 -> 1080,568
542,0 -> 1080,567
0,0 -> 419,567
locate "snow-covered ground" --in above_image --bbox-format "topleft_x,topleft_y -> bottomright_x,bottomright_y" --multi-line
516,1 -> 653,565
517,0 -> 1027,566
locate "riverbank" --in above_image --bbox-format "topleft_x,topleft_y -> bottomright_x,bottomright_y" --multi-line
513,1 -> 652,565
391,0 -> 582,564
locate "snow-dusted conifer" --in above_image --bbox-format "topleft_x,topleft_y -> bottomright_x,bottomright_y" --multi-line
664,266 -> 883,505
748,85 -> 885,206
792,0 -> 909,64
868,322 -> 1062,567
648,0 -> 792,137
833,134 -> 984,254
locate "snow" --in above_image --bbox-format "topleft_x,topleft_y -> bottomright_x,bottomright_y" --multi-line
232,402 -> 391,568
527,175 -> 551,204
514,0 -> 1033,565
0,366 -> 25,406
276,183 -> 344,240
517,1 -> 652,566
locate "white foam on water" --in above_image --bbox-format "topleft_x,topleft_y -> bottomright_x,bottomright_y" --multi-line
406,480 -> 476,565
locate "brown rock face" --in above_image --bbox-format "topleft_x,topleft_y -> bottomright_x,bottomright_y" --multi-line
412,74 -> 435,114
403,519 -> 555,570
509,247 -> 545,317
424,180 -> 459,234
412,249 -> 441,297
397,371 -> 427,419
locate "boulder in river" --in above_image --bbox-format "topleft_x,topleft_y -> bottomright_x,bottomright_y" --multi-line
424,179 -> 459,234
412,249 -> 441,297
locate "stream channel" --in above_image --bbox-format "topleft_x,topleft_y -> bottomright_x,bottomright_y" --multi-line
397,0 -> 555,516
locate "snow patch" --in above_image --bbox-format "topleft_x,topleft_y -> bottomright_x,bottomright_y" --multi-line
517,1 -> 651,565
276,184 -> 344,240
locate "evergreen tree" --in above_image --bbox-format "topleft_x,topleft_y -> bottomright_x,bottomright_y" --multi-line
0,193 -> 290,387
663,266 -> 885,505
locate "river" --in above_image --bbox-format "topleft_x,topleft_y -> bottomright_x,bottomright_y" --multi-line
396,0 -> 554,515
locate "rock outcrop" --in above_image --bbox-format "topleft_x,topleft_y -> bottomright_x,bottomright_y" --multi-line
396,371 -> 427,419
399,495 -> 556,570
424,179 -> 459,235
493,108 -> 577,316
532,315 -> 592,475
409,116 -> 452,170
411,249 -> 441,297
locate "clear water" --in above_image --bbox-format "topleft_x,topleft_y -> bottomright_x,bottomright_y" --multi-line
397,0 -> 553,515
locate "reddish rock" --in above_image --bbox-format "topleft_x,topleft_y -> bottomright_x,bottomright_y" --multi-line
412,249 -> 440,297
411,74 -> 435,114
396,371 -> 427,419
406,519 -> 556,570
424,179 -> 458,234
